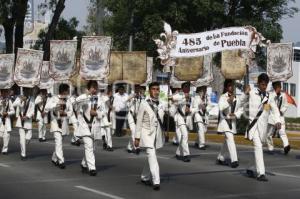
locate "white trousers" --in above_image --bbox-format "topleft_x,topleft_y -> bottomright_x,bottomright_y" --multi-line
127,120 -> 136,150
176,125 -> 190,156
266,124 -> 289,151
217,132 -> 238,163
52,132 -> 64,164
249,130 -> 265,176
196,122 -> 207,147
102,127 -> 112,148
19,128 -> 32,157
81,136 -> 96,170
173,127 -> 181,144
141,148 -> 160,185
71,123 -> 79,142
1,130 -> 10,153
38,121 -> 47,139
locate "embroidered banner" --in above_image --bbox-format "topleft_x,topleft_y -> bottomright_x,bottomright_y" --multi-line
0,54 -> 15,89
49,40 -> 77,80
14,48 -> 43,88
221,50 -> 246,80
80,36 -> 112,80
39,61 -> 54,89
267,43 -> 293,82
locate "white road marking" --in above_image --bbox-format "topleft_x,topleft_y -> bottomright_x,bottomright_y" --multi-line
75,185 -> 125,199
212,188 -> 300,198
0,163 -> 10,168
271,172 -> 300,179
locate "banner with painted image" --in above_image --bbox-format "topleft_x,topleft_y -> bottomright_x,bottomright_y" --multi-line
49,40 -> 77,80
14,48 -> 43,88
80,36 -> 112,80
267,43 -> 293,82
39,61 -> 54,89
0,54 -> 14,89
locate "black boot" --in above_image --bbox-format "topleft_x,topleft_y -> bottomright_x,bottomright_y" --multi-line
284,145 -> 291,155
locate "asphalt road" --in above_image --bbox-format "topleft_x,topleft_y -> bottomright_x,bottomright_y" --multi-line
1,129 -> 300,199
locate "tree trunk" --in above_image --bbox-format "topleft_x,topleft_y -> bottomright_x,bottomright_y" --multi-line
14,0 -> 28,55
3,20 -> 14,54
43,0 -> 66,60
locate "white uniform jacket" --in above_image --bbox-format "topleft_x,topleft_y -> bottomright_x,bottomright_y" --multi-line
98,94 -> 111,128
135,99 -> 166,149
13,96 -> 35,130
191,94 -> 212,125
44,95 -> 70,135
241,89 -> 281,141
172,92 -> 197,129
67,95 -> 78,125
268,91 -> 288,125
217,93 -> 243,134
128,96 -> 144,125
75,93 -> 102,138
0,98 -> 15,132
35,95 -> 49,123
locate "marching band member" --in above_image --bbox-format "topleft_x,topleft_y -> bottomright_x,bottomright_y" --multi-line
75,80 -> 100,176
99,84 -> 113,152
113,85 -> 129,137
216,80 -> 243,168
134,82 -> 166,191
45,84 -> 70,169
171,82 -> 194,162
170,87 -> 180,146
241,73 -> 281,181
107,86 -> 116,136
127,85 -> 145,154
0,89 -> 15,154
34,89 -> 49,142
266,81 -> 290,154
69,87 -> 81,146
192,85 -> 212,150
13,87 -> 35,160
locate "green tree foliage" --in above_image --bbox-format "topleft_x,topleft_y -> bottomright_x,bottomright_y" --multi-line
86,0 -> 298,65
34,17 -> 85,52
0,0 -> 28,54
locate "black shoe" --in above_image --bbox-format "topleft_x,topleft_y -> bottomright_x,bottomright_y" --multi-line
81,165 -> 88,173
173,142 -> 179,146
199,146 -> 206,150
39,138 -> 43,142
183,156 -> 191,162
257,175 -> 268,182
2,152 -> 8,155
58,163 -> 66,169
175,155 -> 182,160
103,143 -> 108,150
71,140 -> 81,146
89,170 -> 97,176
284,145 -> 291,155
52,160 -> 58,166
135,148 -> 140,155
194,143 -> 199,148
141,179 -> 151,186
127,149 -> 133,153
42,138 -> 47,142
231,161 -> 239,168
216,159 -> 227,166
21,156 -> 27,161
106,147 -> 114,152
246,169 -> 255,178
153,184 -> 160,191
